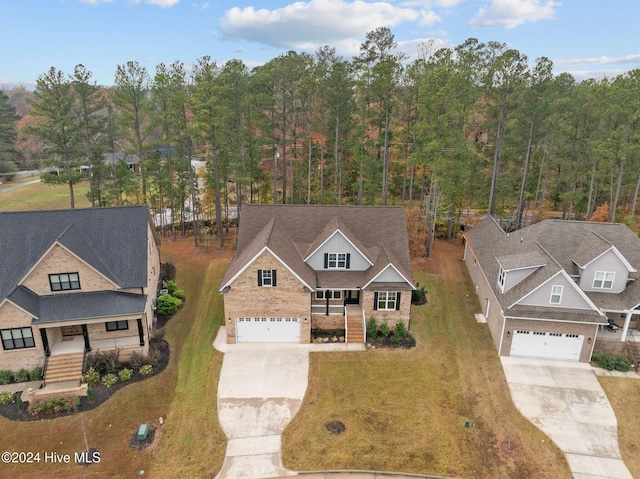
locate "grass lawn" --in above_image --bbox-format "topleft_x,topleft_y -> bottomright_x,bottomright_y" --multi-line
599,377 -> 640,479
0,180 -> 91,211
282,240 -> 572,479
0,237 -> 231,479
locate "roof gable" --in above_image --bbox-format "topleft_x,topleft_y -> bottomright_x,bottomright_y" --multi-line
511,270 -> 599,311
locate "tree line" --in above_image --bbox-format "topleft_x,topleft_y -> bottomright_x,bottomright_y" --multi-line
2,27 -> 640,248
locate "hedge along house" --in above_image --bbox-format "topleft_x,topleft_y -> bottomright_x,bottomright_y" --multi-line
219,205 -> 415,344
464,216 -> 640,363
0,206 -> 160,390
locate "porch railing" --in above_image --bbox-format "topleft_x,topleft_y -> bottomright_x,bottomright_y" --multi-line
344,306 -> 348,344
362,308 -> 367,343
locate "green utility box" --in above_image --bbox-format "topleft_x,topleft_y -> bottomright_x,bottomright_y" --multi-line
138,423 -> 149,440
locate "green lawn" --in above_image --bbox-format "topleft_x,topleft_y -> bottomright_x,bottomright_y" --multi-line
0,180 -> 91,211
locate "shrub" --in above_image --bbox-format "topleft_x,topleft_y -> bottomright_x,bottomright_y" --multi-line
395,321 -> 407,338
151,328 -> 165,341
28,396 -> 79,416
29,366 -> 43,381
15,393 -> 24,410
389,334 -> 400,345
139,364 -> 153,376
0,370 -> 11,385
86,350 -> 120,375
15,369 -> 30,383
156,294 -> 182,316
146,348 -> 161,366
166,279 -> 178,294
412,282 -> 428,305
0,392 -> 14,405
173,289 -> 185,300
379,320 -> 390,338
82,367 -> 100,386
128,351 -> 147,370
87,386 -> 94,403
366,317 -> 378,339
596,353 -> 631,372
101,373 -> 118,388
118,368 -> 133,381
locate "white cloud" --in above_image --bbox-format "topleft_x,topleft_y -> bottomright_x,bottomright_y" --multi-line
131,0 -> 179,7
469,0 -> 559,29
219,0 -> 426,50
78,0 -> 113,4
554,53 -> 640,67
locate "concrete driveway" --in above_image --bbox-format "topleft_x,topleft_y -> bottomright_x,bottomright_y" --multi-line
501,357 -> 633,479
214,328 -> 310,479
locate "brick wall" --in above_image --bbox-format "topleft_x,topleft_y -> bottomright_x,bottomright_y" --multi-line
0,302 -> 45,372
362,290 -> 411,330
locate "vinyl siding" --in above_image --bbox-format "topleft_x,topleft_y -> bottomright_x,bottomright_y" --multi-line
504,266 -> 538,291
579,249 -> 630,293
371,265 -> 406,283
306,231 -> 370,270
518,273 -> 594,310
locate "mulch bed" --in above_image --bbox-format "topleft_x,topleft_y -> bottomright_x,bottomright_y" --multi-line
367,332 -> 417,349
0,340 -> 169,421
326,420 -> 346,434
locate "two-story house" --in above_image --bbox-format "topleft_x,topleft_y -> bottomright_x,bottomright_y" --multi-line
464,217 -> 640,362
0,206 -> 160,386
219,205 -> 415,344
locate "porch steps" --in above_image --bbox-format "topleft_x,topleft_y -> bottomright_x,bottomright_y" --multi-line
44,353 -> 84,385
346,314 -> 364,343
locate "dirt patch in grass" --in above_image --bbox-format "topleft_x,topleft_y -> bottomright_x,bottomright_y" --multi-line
282,239 -> 571,479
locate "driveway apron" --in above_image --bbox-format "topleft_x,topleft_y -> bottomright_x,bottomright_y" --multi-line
501,357 -> 633,479
215,332 -> 310,479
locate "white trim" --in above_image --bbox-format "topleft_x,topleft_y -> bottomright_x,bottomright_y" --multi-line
550,285 -> 563,304
219,246 -> 315,292
495,261 -> 547,273
508,269 -> 601,312
592,271 -> 615,290
376,291 -> 398,311
362,263 -> 416,290
497,266 -> 506,292
326,252 -> 348,269
504,315 -> 606,325
303,229 -> 373,266
582,245 -> 636,273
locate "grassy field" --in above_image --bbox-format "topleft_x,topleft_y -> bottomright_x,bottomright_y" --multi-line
0,180 -> 91,211
281,240 -> 571,479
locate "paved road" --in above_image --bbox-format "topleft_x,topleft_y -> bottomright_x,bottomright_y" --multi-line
0,179 -> 41,194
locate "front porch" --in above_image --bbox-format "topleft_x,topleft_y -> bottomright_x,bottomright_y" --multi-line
311,289 -> 365,343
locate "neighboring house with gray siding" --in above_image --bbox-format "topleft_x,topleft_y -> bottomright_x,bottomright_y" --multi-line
464,217 -> 640,362
219,205 -> 415,344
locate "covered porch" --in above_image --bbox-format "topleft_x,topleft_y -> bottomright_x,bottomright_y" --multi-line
311,288 -> 365,343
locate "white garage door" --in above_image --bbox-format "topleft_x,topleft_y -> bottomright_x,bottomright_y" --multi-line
510,330 -> 584,361
236,317 -> 301,343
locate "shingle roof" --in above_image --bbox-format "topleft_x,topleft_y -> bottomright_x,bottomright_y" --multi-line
465,217 -> 640,323
0,206 -> 154,302
221,205 -> 414,291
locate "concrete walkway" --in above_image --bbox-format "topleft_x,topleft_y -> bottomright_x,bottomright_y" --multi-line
501,357 -> 633,479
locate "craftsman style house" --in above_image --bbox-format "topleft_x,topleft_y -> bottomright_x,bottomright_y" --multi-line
219,205 -> 415,343
0,206 -> 160,385
464,217 -> 640,362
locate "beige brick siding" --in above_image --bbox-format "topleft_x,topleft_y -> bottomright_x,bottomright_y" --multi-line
87,320 -> 136,341
312,314 -> 345,329
502,318 -> 598,362
223,250 -> 310,343
0,301 -> 46,372
22,244 -> 116,295
362,290 -> 411,330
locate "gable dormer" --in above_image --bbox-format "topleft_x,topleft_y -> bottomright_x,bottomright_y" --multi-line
577,246 -> 636,293
495,251 -> 547,293
304,217 -> 373,271
512,270 -> 599,312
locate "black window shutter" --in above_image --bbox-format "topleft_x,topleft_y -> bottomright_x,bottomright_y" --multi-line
258,270 -> 262,286
272,270 -> 277,287
324,253 -> 328,268
396,292 -> 401,310
373,292 -> 378,310
346,253 -> 351,269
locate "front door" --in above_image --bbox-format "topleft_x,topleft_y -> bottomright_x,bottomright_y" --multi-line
344,290 -> 360,305
61,325 -> 83,336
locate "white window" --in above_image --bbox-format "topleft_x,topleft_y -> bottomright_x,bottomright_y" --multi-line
316,290 -> 342,300
376,291 -> 398,310
261,269 -> 273,287
593,271 -> 614,289
498,267 -> 506,290
328,253 -> 347,269
550,285 -> 563,304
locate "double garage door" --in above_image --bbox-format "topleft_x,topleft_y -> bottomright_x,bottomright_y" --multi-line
510,330 -> 584,361
236,317 -> 301,343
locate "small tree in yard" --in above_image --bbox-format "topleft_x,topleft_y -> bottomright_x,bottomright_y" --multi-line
156,293 -> 182,316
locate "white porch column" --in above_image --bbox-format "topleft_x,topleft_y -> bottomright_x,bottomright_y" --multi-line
621,311 -> 633,342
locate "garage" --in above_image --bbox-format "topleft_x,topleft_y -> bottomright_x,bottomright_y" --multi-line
510,330 -> 584,361
236,317 -> 301,343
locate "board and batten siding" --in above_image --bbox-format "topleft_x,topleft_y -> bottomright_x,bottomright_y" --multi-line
503,266 -> 538,291
579,249 -> 631,293
518,273 -> 593,309
371,265 -> 406,283
306,231 -> 370,271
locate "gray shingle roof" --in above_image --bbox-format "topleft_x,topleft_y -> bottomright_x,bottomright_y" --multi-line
221,205 -> 414,291
0,206 -> 154,303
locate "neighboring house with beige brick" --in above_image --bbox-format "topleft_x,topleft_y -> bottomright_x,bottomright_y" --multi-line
464,216 -> 640,362
0,206 -> 160,384
219,205 -> 415,344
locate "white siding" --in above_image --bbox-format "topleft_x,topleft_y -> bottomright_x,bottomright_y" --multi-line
306,231 -> 370,271
504,266 -> 539,291
518,274 -> 593,309
371,265 -> 406,283
579,249 -> 630,293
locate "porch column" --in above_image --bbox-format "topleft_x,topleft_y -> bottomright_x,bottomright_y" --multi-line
621,311 -> 634,342
137,318 -> 145,347
82,324 -> 91,351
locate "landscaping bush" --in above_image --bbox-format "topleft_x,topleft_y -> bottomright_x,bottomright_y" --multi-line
395,321 -> 407,338
166,279 -> 178,294
128,351 -> 146,370
0,370 -> 11,385
82,367 -> 100,386
379,320 -> 390,338
173,289 -> 185,300
87,386 -> 94,403
151,328 -> 165,341
139,364 -> 153,376
29,366 -> 43,381
101,373 -> 118,388
366,317 -> 378,339
86,350 -> 120,375
28,396 -> 80,416
411,282 -> 428,305
156,293 -> 182,316
14,369 -> 30,383
593,352 -> 631,372
118,368 -> 133,381
15,393 -> 24,410
0,392 -> 14,405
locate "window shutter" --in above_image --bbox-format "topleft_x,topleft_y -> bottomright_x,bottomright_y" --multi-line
324,253 -> 328,269
373,292 -> 378,310
396,292 -> 401,310
346,253 -> 351,269
258,270 -> 262,287
272,270 -> 277,287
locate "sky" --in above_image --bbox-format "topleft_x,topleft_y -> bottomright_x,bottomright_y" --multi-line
2,0 -> 640,88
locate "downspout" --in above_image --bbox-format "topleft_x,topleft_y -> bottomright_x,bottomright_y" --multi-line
498,312 -> 507,356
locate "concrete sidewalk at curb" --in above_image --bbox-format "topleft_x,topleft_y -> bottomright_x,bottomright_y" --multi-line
293,471 -> 458,479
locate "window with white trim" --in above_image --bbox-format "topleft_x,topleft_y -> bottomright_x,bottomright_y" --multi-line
498,267 -> 506,289
328,253 -> 347,269
261,269 -> 273,287
376,291 -> 398,310
593,271 -> 614,289
49,272 -> 80,291
315,290 -> 342,300
1,328 -> 35,350
550,285 -> 563,304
